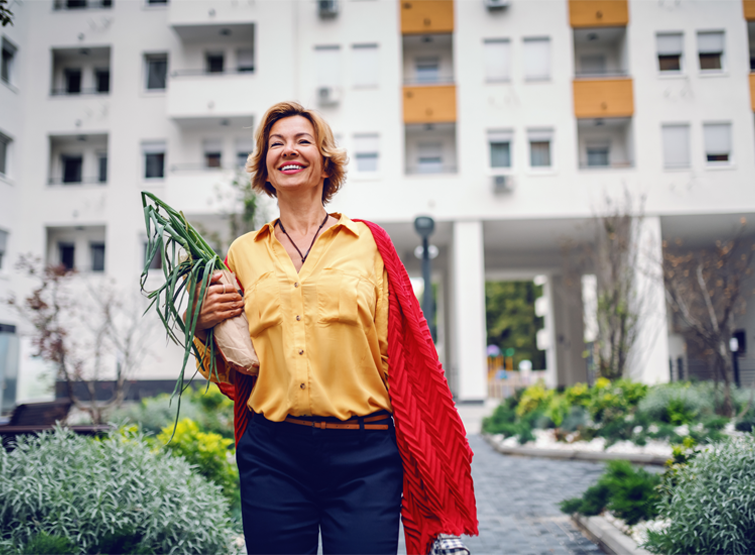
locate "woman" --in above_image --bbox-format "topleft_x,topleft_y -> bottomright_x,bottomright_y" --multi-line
192,101 -> 477,555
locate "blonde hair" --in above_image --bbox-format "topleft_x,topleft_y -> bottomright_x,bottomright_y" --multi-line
247,101 -> 348,205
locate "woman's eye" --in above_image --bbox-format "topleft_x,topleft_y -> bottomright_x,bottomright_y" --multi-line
271,142 -> 282,147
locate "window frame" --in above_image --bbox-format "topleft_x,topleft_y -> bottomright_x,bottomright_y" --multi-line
0,131 -> 10,177
702,122 -> 733,167
351,43 -> 379,89
90,242 -> 106,272
522,37 -> 551,82
656,32 -> 684,75
697,30 -> 725,74
58,242 -> 75,270
488,130 -> 513,170
144,53 -> 168,91
142,141 -> 167,180
61,154 -> 84,184
353,133 -> 380,173
483,38 -> 512,83
661,123 -> 691,170
1,37 -> 17,87
527,129 -> 554,171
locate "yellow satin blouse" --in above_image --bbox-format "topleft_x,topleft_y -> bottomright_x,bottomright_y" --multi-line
193,213 -> 391,422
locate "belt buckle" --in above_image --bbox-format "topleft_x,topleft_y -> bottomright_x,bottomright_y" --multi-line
314,421 -> 327,429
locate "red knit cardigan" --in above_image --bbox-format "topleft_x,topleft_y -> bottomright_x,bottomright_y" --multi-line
216,220 -> 478,555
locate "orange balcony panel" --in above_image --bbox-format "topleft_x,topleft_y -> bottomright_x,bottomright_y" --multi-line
745,0 -> 755,20
569,0 -> 628,28
400,0 -> 454,35
403,84 -> 456,124
750,73 -> 755,111
573,78 -> 633,118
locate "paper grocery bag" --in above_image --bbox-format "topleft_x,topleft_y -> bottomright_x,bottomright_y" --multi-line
212,269 -> 260,376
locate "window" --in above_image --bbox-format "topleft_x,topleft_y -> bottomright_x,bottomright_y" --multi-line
703,123 -> 731,164
661,124 -> 690,169
528,130 -> 552,168
203,139 -> 222,168
657,33 -> 683,72
580,54 -> 606,75
488,130 -> 512,168
0,132 -> 9,176
353,134 -> 379,172
90,243 -> 105,272
315,46 -> 341,88
417,143 -> 442,174
65,68 -> 82,94
415,57 -> 440,83
143,141 -> 166,179
483,39 -> 511,82
62,155 -> 83,183
147,0 -> 167,4
98,153 -> 107,183
698,31 -> 724,71
95,68 -> 110,93
59,243 -> 75,270
523,37 -> 550,81
0,230 -> 7,270
236,138 -> 254,168
66,0 -> 87,7
351,44 -> 379,88
145,54 -> 168,90
586,144 -> 609,167
206,52 -> 224,73
1,38 -> 16,85
236,49 -> 254,72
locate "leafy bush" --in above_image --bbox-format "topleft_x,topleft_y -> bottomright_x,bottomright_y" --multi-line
637,382 -> 714,425
560,460 -> 660,525
481,402 -> 537,444
0,426 -> 238,554
644,436 -> 755,555
158,418 -> 240,513
19,531 -> 77,555
588,378 -> 647,424
515,381 -> 553,418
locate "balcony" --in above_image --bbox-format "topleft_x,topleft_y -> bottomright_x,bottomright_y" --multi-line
400,0 -> 454,35
577,118 -> 634,169
167,72 -> 255,126
403,84 -> 456,124
746,0 -> 755,21
169,1 -> 255,28
569,0 -> 628,28
404,123 -> 457,176
573,77 -> 633,119
51,47 -> 110,96
573,27 -> 628,79
48,134 -> 108,187
750,73 -> 755,111
164,167 -> 241,215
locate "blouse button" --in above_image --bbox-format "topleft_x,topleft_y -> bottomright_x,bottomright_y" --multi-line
298,349 -> 304,355
300,383 -> 306,389
294,282 -> 300,288
296,315 -> 301,321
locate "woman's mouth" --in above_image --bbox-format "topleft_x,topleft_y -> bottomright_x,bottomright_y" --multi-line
280,164 -> 305,174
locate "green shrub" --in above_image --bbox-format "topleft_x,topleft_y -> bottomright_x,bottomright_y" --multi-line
20,531 -> 77,555
158,418 -> 240,513
560,460 -> 660,525
515,381 -> 553,418
644,436 -> 755,555
587,378 -> 646,424
0,426 -> 238,555
637,382 -> 714,425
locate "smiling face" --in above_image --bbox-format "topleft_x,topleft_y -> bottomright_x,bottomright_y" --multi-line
265,115 -> 328,197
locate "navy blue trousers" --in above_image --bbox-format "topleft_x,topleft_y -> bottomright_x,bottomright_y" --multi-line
237,412 -> 404,555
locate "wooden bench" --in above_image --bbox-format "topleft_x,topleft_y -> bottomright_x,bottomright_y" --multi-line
0,399 -> 112,444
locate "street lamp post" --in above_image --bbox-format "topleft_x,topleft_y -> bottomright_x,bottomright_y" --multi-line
414,216 -> 435,341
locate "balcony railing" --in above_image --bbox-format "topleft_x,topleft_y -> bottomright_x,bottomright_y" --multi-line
403,75 -> 455,86
50,88 -> 109,96
53,0 -> 112,10
405,164 -> 457,175
578,161 -> 633,169
170,68 -> 255,78
48,177 -> 106,185
574,69 -> 629,79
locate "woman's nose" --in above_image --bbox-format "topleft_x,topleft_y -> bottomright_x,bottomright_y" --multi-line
282,143 -> 298,157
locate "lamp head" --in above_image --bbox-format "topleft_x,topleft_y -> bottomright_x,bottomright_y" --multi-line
414,216 -> 435,238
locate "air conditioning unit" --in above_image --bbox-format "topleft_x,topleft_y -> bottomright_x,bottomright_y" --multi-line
492,174 -> 514,194
484,0 -> 510,9
317,86 -> 341,106
318,0 -> 339,17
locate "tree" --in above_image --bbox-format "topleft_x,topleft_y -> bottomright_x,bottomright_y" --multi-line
663,219 -> 755,417
7,256 -> 154,424
0,0 -> 14,27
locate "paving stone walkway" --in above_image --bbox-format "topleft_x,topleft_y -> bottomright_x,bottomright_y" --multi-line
397,434 -> 607,555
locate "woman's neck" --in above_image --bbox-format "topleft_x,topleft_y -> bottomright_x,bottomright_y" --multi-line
276,188 -> 329,235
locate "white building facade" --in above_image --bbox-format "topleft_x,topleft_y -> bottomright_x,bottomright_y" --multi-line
1,0 -> 755,408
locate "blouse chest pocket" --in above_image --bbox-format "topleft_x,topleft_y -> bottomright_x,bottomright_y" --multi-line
317,268 -> 362,326
245,271 -> 283,337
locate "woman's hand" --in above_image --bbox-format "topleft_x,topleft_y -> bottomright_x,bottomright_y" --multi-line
188,271 -> 245,343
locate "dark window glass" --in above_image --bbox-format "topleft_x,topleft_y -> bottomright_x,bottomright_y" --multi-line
587,147 -> 609,167
237,152 -> 249,168
62,155 -> 83,183
206,54 -> 224,73
146,56 -> 167,90
490,142 -> 511,168
90,243 -> 105,272
148,0 -> 168,4
102,0 -> 113,6
706,153 -> 729,162
1,45 -> 13,83
205,152 -> 222,168
67,0 -> 87,8
750,53 -> 755,71
65,69 -> 82,94
530,141 -> 551,167
699,53 -> 722,70
145,152 -> 165,178
59,243 -> 75,270
0,135 -> 8,175
98,155 -> 107,183
658,54 -> 681,71
96,69 -> 110,93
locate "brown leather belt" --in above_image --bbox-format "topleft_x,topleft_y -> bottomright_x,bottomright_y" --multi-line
284,414 -> 391,430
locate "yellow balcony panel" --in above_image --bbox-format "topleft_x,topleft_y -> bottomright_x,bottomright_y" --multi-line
573,78 -> 633,119
750,73 -> 755,111
569,0 -> 628,28
401,0 -> 454,35
403,84 -> 456,124
746,0 -> 755,20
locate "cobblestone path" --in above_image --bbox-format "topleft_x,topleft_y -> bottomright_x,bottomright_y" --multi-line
398,434 -> 607,555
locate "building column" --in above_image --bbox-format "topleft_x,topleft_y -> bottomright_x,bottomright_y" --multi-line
628,215 -> 670,384
550,274 -> 588,387
450,220 -> 487,401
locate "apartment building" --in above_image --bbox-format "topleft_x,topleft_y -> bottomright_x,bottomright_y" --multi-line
1,0 -> 755,410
